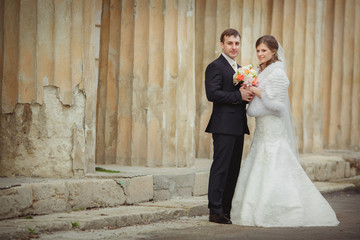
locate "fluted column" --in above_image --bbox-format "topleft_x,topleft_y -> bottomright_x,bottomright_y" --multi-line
321,0 -> 334,149
271,0 -> 284,43
291,0 -> 306,151
329,0 -> 345,148
2,0 -> 19,113
197,0 -> 217,159
116,0 -> 134,166
312,0 -> 325,153
282,0 -> 295,98
302,0 -> 315,153
352,0 -> 360,151
37,0 -> 54,102
341,0 -> 355,148
96,0 -> 196,167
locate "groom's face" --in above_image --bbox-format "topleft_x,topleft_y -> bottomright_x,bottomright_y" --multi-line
221,35 -> 240,60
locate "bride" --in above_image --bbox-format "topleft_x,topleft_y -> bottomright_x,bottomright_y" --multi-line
230,35 -> 339,227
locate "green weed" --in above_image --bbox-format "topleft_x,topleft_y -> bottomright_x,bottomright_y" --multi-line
95,167 -> 121,173
71,222 -> 80,228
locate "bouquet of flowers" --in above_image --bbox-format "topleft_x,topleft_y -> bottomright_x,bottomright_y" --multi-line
233,64 -> 258,87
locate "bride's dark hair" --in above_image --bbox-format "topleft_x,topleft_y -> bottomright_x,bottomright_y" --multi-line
256,35 -> 280,71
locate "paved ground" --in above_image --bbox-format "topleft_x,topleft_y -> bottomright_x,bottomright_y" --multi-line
37,190 -> 360,240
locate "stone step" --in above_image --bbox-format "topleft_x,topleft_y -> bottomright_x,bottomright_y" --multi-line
0,164 -> 210,220
0,196 -> 208,240
0,180 -> 358,240
299,154 -> 357,181
0,155 -> 358,221
324,150 -> 360,174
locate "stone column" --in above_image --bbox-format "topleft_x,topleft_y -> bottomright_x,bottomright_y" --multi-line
271,0 -> 284,43
197,0 -> 217,159
282,0 -> 295,99
341,0 -> 355,148
291,0 -> 306,151
148,0 -> 164,166
2,0 -> 19,113
117,0 -> 134,166
321,0 -> 334,149
83,0 -> 98,174
302,0 -> 316,153
329,0 -> 345,148
312,0 -> 325,153
352,0 -> 360,151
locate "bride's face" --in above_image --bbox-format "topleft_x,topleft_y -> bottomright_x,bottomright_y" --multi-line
256,43 -> 275,65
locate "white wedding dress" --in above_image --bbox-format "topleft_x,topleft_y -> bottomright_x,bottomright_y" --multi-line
230,61 -> 339,227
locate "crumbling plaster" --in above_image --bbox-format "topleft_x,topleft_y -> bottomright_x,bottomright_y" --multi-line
0,85 -> 86,177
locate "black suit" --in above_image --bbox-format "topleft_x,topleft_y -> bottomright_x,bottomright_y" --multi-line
205,54 -> 249,216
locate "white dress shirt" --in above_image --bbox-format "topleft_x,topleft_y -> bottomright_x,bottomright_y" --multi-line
222,53 -> 238,72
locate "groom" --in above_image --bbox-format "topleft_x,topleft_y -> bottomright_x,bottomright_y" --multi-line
205,28 -> 253,224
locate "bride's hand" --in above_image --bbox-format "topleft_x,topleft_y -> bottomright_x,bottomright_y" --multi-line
240,86 -> 255,102
248,86 -> 262,99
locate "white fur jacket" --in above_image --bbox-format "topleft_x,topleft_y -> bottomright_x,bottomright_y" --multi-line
247,61 -> 289,117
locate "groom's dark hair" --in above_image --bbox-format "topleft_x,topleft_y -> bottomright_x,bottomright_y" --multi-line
220,28 -> 241,43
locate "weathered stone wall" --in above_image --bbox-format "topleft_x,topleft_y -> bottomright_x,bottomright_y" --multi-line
0,86 -> 86,177
0,0 -> 98,177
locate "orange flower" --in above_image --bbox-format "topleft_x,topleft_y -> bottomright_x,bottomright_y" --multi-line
236,74 -> 244,81
252,78 -> 258,86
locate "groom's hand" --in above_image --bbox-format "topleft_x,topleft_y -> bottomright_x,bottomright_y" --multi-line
240,86 -> 254,102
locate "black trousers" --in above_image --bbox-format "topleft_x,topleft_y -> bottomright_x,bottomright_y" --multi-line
208,133 -> 244,215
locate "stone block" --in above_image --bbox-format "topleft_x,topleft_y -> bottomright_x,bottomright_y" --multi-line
154,189 -> 171,201
31,181 -> 69,215
153,173 -> 195,190
302,165 -> 315,181
66,179 -> 126,209
176,187 -> 193,198
193,172 -> 209,196
187,204 -> 208,217
115,175 -> 153,204
153,173 -> 195,200
343,152 -> 360,173
0,186 -> 32,220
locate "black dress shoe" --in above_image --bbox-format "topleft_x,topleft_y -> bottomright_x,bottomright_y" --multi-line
224,213 -> 231,220
209,214 -> 232,224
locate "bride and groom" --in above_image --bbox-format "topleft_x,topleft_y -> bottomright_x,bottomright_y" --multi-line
205,28 -> 339,227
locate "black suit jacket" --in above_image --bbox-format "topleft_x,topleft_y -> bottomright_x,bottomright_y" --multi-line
205,54 -> 250,136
